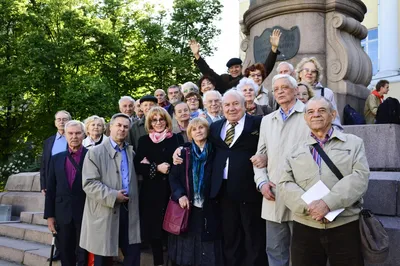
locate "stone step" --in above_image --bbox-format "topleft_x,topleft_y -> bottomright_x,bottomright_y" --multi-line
363,172 -> 400,216
0,236 -> 60,266
19,213 -> 46,226
0,223 -> 51,246
0,193 -> 44,217
0,259 -> 23,265
365,216 -> 400,266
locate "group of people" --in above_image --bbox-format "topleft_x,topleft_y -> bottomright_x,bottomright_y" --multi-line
40,28 -> 371,266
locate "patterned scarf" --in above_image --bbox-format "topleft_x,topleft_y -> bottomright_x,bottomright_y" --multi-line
191,141 -> 211,205
246,103 -> 257,115
148,129 -> 173,143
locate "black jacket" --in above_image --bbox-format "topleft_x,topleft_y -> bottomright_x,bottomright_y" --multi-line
44,148 -> 87,224
169,143 -> 221,241
40,135 -> 65,190
208,114 -> 262,202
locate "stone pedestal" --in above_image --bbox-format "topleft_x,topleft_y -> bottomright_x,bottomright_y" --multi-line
242,0 -> 372,119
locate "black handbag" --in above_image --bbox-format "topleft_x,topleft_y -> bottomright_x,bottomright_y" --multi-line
312,143 -> 389,263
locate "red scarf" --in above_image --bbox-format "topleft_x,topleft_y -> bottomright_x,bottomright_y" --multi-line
372,90 -> 384,103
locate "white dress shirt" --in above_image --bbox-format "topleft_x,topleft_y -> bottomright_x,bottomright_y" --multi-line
220,114 -> 246,179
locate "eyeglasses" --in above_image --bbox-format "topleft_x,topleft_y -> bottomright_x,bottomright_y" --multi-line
186,97 -> 199,102
55,118 -> 69,122
151,118 -> 166,124
302,68 -> 318,74
250,74 -> 262,78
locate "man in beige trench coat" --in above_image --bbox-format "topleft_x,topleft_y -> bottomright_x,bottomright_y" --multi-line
80,113 -> 141,266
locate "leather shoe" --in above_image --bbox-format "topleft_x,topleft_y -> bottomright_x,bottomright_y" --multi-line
47,252 -> 61,261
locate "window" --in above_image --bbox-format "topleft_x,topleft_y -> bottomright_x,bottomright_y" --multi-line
361,28 -> 378,75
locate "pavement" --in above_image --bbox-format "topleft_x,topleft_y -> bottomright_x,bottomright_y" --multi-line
0,260 -> 21,266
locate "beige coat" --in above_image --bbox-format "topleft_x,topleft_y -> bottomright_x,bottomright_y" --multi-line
278,130 -> 369,229
364,93 -> 381,124
79,139 -> 141,256
254,100 -> 310,223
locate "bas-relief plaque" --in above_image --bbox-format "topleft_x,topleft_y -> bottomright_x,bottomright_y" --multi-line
253,26 -> 300,63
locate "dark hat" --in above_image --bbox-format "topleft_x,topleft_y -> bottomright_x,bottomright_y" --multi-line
226,58 -> 242,68
139,95 -> 158,104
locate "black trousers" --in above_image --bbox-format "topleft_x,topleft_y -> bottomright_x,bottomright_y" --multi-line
219,181 -> 267,266
57,218 -> 87,266
94,204 -> 140,266
291,221 -> 364,266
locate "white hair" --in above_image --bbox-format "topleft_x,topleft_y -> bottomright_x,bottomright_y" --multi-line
118,96 -> 135,106
64,120 -> 85,132
236,77 -> 259,96
222,89 -> 245,107
55,110 -> 72,120
305,96 -> 335,113
181,82 -> 199,94
83,115 -> 106,134
276,62 -> 294,73
203,90 -> 222,103
272,74 -> 298,89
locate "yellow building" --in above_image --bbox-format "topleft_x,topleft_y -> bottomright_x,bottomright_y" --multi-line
239,0 -> 400,99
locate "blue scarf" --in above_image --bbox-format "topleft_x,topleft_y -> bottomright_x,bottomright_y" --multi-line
191,141 -> 211,204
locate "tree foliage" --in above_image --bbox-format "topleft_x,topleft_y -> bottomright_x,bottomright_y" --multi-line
0,0 -> 222,164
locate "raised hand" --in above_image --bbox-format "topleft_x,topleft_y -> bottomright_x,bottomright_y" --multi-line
189,39 -> 200,59
270,29 -> 282,53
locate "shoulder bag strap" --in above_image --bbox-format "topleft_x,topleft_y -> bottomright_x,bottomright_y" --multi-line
184,148 -> 191,199
321,87 -> 325,97
66,152 -> 81,174
312,143 -> 343,180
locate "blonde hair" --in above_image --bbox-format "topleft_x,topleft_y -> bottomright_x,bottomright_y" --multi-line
295,57 -> 323,83
83,115 -> 105,135
145,106 -> 173,132
186,117 -> 209,142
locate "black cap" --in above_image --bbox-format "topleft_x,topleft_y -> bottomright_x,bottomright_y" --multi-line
226,58 -> 242,68
139,95 -> 158,104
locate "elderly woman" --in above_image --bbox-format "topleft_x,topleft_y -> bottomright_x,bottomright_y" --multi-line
295,57 -> 342,128
198,75 -> 216,95
297,82 -> 314,103
82,115 -> 106,148
168,117 -> 223,266
172,102 -> 191,142
244,63 -> 271,107
134,107 -> 184,266
202,90 -> 223,124
181,82 -> 200,97
184,92 -> 204,119
236,77 -> 272,116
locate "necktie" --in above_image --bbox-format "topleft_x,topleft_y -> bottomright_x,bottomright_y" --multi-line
224,122 -> 238,146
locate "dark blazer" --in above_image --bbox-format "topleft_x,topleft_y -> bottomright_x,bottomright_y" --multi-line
194,49 -> 279,94
254,103 -> 273,117
40,135 -> 57,190
208,114 -> 262,202
169,143 -> 221,241
44,148 -> 88,224
127,117 -> 147,151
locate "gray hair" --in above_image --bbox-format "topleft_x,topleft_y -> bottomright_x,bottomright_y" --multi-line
181,82 -> 199,94
154,89 -> 166,96
55,110 -> 72,120
83,115 -> 106,134
109,113 -> 131,126
203,90 -> 222,103
236,77 -> 259,96
222,89 -> 245,107
118,96 -> 135,106
272,74 -> 298,90
64,120 -> 85,132
276,62 -> 294,73
304,96 -> 335,113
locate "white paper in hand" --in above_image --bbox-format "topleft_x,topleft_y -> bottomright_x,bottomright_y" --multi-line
301,180 -> 344,222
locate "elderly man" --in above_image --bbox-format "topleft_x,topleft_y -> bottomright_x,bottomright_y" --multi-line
364,79 -> 389,124
276,62 -> 296,78
189,29 -> 281,93
80,113 -> 141,266
254,74 -> 310,266
166,85 -> 183,116
279,96 -> 369,265
44,120 -> 88,266
40,110 -> 71,261
128,95 -> 157,151
154,89 -> 170,108
175,90 -> 267,265
119,96 -> 136,122
202,90 -> 223,124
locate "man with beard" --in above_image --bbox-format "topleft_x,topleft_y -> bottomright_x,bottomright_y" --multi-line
166,85 -> 183,117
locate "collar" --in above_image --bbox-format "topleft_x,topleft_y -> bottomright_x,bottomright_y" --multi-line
273,99 -> 305,120
257,86 -> 268,97
311,127 -> 334,145
109,138 -> 128,151
306,127 -> 346,145
68,145 -> 83,156
224,113 -> 246,127
56,132 -> 64,140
